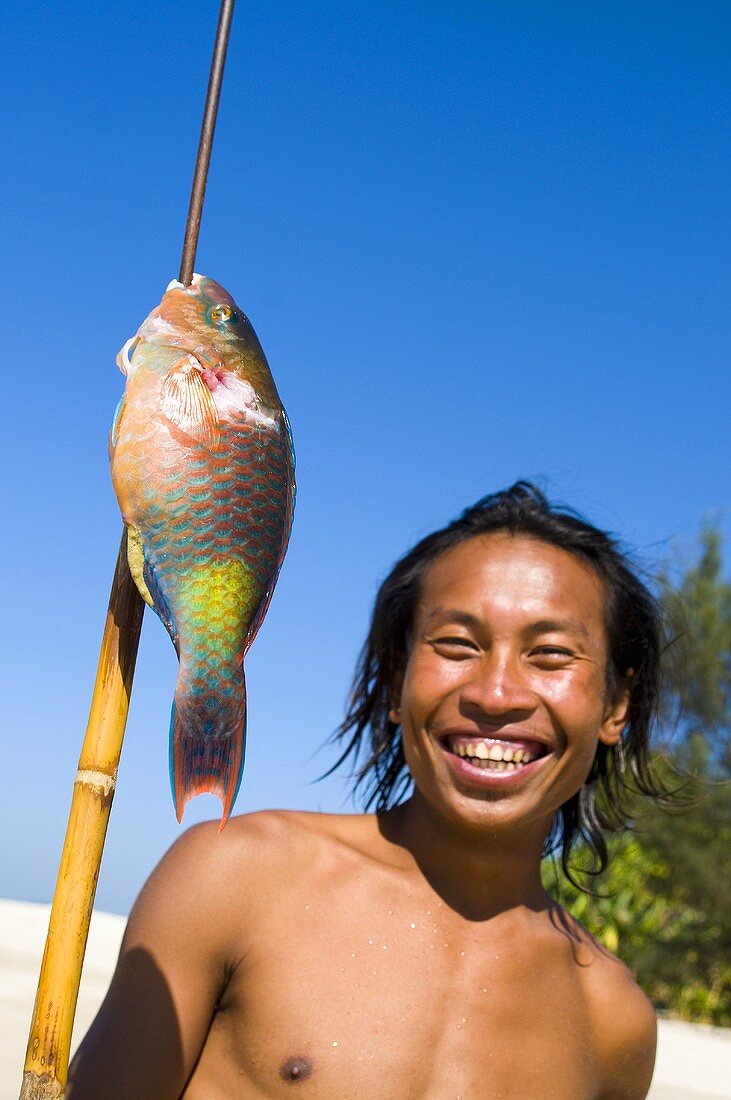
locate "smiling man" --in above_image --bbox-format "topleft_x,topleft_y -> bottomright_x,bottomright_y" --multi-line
68,482 -> 668,1100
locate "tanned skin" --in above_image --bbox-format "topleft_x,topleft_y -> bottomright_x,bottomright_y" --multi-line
67,535 -> 657,1099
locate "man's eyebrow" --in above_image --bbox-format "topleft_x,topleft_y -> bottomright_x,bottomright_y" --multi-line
422,610 -> 591,638
423,608 -> 481,628
527,618 -> 590,638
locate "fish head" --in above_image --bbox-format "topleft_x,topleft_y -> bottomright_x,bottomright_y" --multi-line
138,274 -> 282,408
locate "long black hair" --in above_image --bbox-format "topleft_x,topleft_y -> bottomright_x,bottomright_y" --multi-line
332,481 -> 673,882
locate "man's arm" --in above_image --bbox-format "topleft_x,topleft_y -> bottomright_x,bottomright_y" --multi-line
595,970 -> 657,1100
67,820 -> 245,1100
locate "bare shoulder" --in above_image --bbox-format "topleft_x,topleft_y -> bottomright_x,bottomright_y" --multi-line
220,806 -> 377,862
157,808 -> 377,903
546,905 -> 657,1100
149,806 -> 360,868
589,956 -> 656,1100
124,811 -> 319,944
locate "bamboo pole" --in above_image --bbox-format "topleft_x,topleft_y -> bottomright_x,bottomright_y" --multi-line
20,4 -> 236,1096
20,536 -> 143,1100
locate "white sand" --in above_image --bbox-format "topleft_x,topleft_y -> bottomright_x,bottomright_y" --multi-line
1,898 -> 728,1099
0,899 -> 125,1099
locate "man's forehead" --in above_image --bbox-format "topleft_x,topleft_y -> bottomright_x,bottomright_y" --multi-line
417,534 -> 607,623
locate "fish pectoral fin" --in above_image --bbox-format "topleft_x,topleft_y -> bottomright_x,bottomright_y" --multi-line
125,525 -> 156,609
159,354 -> 220,447
126,527 -> 180,646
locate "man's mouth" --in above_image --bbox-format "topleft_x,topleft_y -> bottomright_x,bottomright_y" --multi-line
443,734 -> 551,774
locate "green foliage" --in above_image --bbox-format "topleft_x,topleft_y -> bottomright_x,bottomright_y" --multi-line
660,523 -> 731,771
546,522 -> 731,1025
547,823 -> 730,1025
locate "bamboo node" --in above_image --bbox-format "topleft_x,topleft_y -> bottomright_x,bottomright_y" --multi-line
74,769 -> 116,796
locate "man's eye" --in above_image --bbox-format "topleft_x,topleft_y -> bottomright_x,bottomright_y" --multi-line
433,637 -> 478,655
531,646 -> 574,663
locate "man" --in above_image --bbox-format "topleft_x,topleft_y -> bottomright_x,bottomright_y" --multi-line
68,482 -> 665,1099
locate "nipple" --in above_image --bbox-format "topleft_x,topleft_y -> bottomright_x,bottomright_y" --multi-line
280,1055 -> 313,1083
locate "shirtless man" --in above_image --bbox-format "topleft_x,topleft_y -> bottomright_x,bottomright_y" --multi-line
68,482 -> 664,1099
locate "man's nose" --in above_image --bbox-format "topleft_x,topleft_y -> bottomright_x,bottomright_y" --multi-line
460,649 -> 536,715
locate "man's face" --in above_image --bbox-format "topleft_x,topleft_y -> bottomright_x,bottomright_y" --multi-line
392,533 -> 628,835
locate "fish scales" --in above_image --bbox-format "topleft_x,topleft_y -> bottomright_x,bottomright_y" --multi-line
110,275 -> 295,826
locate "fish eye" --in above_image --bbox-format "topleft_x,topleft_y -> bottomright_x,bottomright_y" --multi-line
210,303 -> 234,323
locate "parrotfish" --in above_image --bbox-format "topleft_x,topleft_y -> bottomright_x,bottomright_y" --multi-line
110,274 -> 295,826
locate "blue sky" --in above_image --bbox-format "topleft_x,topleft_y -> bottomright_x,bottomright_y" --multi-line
2,2 -> 729,914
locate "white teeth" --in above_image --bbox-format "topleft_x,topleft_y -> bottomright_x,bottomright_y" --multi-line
450,739 -> 544,768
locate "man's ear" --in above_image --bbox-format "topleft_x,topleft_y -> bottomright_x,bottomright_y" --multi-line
598,670 -> 633,747
388,664 -> 405,725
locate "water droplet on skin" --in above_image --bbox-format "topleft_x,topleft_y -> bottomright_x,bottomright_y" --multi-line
372,969 -> 378,975
482,987 -> 488,993
461,1017 -> 467,1023
460,951 -> 466,957
382,944 -> 388,950
332,1041 -> 338,1047
387,909 -> 393,916
305,904 -> 310,910
351,952 -> 356,958
368,939 -> 373,945
410,921 -> 416,929
426,910 -> 431,915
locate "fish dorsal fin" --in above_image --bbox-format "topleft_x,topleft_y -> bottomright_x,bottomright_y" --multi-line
159,354 -> 220,447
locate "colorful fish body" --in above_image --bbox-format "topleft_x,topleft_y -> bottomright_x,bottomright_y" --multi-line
110,274 -> 295,826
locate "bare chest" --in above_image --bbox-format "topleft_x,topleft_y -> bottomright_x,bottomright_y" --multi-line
184,902 -> 600,1100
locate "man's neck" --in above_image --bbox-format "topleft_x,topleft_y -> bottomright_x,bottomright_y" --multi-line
377,792 -> 551,921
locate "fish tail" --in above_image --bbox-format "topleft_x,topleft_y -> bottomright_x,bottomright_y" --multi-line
169,670 -> 247,830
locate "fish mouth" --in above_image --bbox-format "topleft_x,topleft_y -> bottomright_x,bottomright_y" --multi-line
165,273 -> 204,292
